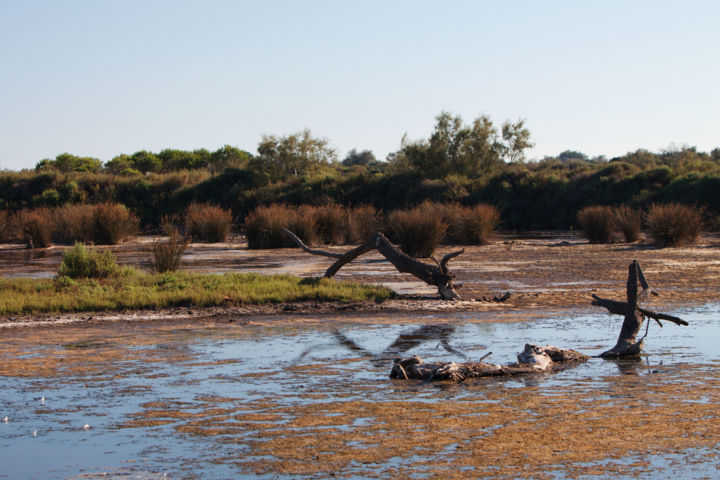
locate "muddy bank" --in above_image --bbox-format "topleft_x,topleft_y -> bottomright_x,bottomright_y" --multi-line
1,231 -> 719,327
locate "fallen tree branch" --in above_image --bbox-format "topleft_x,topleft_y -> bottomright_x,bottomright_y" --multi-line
283,229 -> 464,300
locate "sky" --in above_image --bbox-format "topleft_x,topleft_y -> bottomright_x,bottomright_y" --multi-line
0,0 -> 718,170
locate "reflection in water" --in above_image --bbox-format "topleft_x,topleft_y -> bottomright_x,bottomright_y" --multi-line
297,324 -> 466,366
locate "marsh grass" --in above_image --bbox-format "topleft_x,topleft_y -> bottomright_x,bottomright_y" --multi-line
0,272 -> 394,315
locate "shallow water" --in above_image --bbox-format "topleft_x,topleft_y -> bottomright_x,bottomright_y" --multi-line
1,306 -> 720,479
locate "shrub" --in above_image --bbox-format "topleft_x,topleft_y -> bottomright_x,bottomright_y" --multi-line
577,206 -> 615,243
185,203 -> 233,242
347,205 -> 384,243
92,202 -> 138,244
646,203 -> 703,247
440,203 -> 499,244
312,204 -> 347,244
245,204 -> 316,249
15,208 -> 53,248
152,231 -> 189,273
389,202 -> 447,258
614,206 -> 642,243
53,204 -> 95,244
58,242 -> 118,279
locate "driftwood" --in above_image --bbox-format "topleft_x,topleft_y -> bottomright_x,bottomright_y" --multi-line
283,228 -> 464,300
592,260 -> 688,358
390,344 -> 590,382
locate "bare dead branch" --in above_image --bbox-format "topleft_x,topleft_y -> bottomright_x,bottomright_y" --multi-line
281,228 -> 343,259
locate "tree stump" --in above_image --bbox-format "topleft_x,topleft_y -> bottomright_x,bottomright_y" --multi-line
592,260 -> 687,358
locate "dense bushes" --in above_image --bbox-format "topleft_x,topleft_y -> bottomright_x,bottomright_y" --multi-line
646,203 -> 703,247
185,203 -> 233,242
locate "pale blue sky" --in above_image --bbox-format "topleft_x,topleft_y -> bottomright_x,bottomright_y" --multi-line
1,0 -> 718,170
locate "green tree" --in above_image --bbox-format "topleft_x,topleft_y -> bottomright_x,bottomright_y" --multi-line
390,112 -> 517,178
342,149 -> 377,166
104,154 -> 133,174
208,145 -> 251,174
502,119 -> 533,163
130,150 -> 161,173
36,153 -> 102,173
257,129 -> 336,179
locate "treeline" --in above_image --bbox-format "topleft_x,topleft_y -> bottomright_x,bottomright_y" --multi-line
2,112 -> 720,231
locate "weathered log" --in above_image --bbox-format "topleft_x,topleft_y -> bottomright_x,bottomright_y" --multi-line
283,228 -> 463,300
390,344 -> 590,382
592,260 -> 688,358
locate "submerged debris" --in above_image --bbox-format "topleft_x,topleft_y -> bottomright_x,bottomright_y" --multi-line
390,344 -> 590,382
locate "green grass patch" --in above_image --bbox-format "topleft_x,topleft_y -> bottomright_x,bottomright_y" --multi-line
0,271 -> 395,315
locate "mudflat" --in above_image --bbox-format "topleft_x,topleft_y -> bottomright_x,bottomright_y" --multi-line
1,232 -> 718,327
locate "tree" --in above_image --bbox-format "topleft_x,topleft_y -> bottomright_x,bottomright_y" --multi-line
36,153 -> 102,173
389,112 -> 532,179
208,145 -> 251,174
158,149 -> 204,172
342,149 -> 377,167
104,154 -> 133,174
501,119 -> 533,163
130,150 -> 161,173
557,150 -> 588,162
257,129 -> 336,179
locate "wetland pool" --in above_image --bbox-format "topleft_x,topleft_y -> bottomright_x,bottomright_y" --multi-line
1,306 -> 720,479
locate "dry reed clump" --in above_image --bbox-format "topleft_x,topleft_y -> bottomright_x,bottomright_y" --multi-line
152,231 -> 189,273
245,204 -> 301,249
312,204 -> 348,245
15,208 -> 54,248
388,201 -> 447,258
244,204 -> 320,249
577,205 -> 615,243
185,203 -> 233,243
346,205 -> 384,243
646,203 -> 703,247
613,206 -> 642,243
92,202 -> 139,245
53,204 -> 96,244
440,203 -> 500,245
